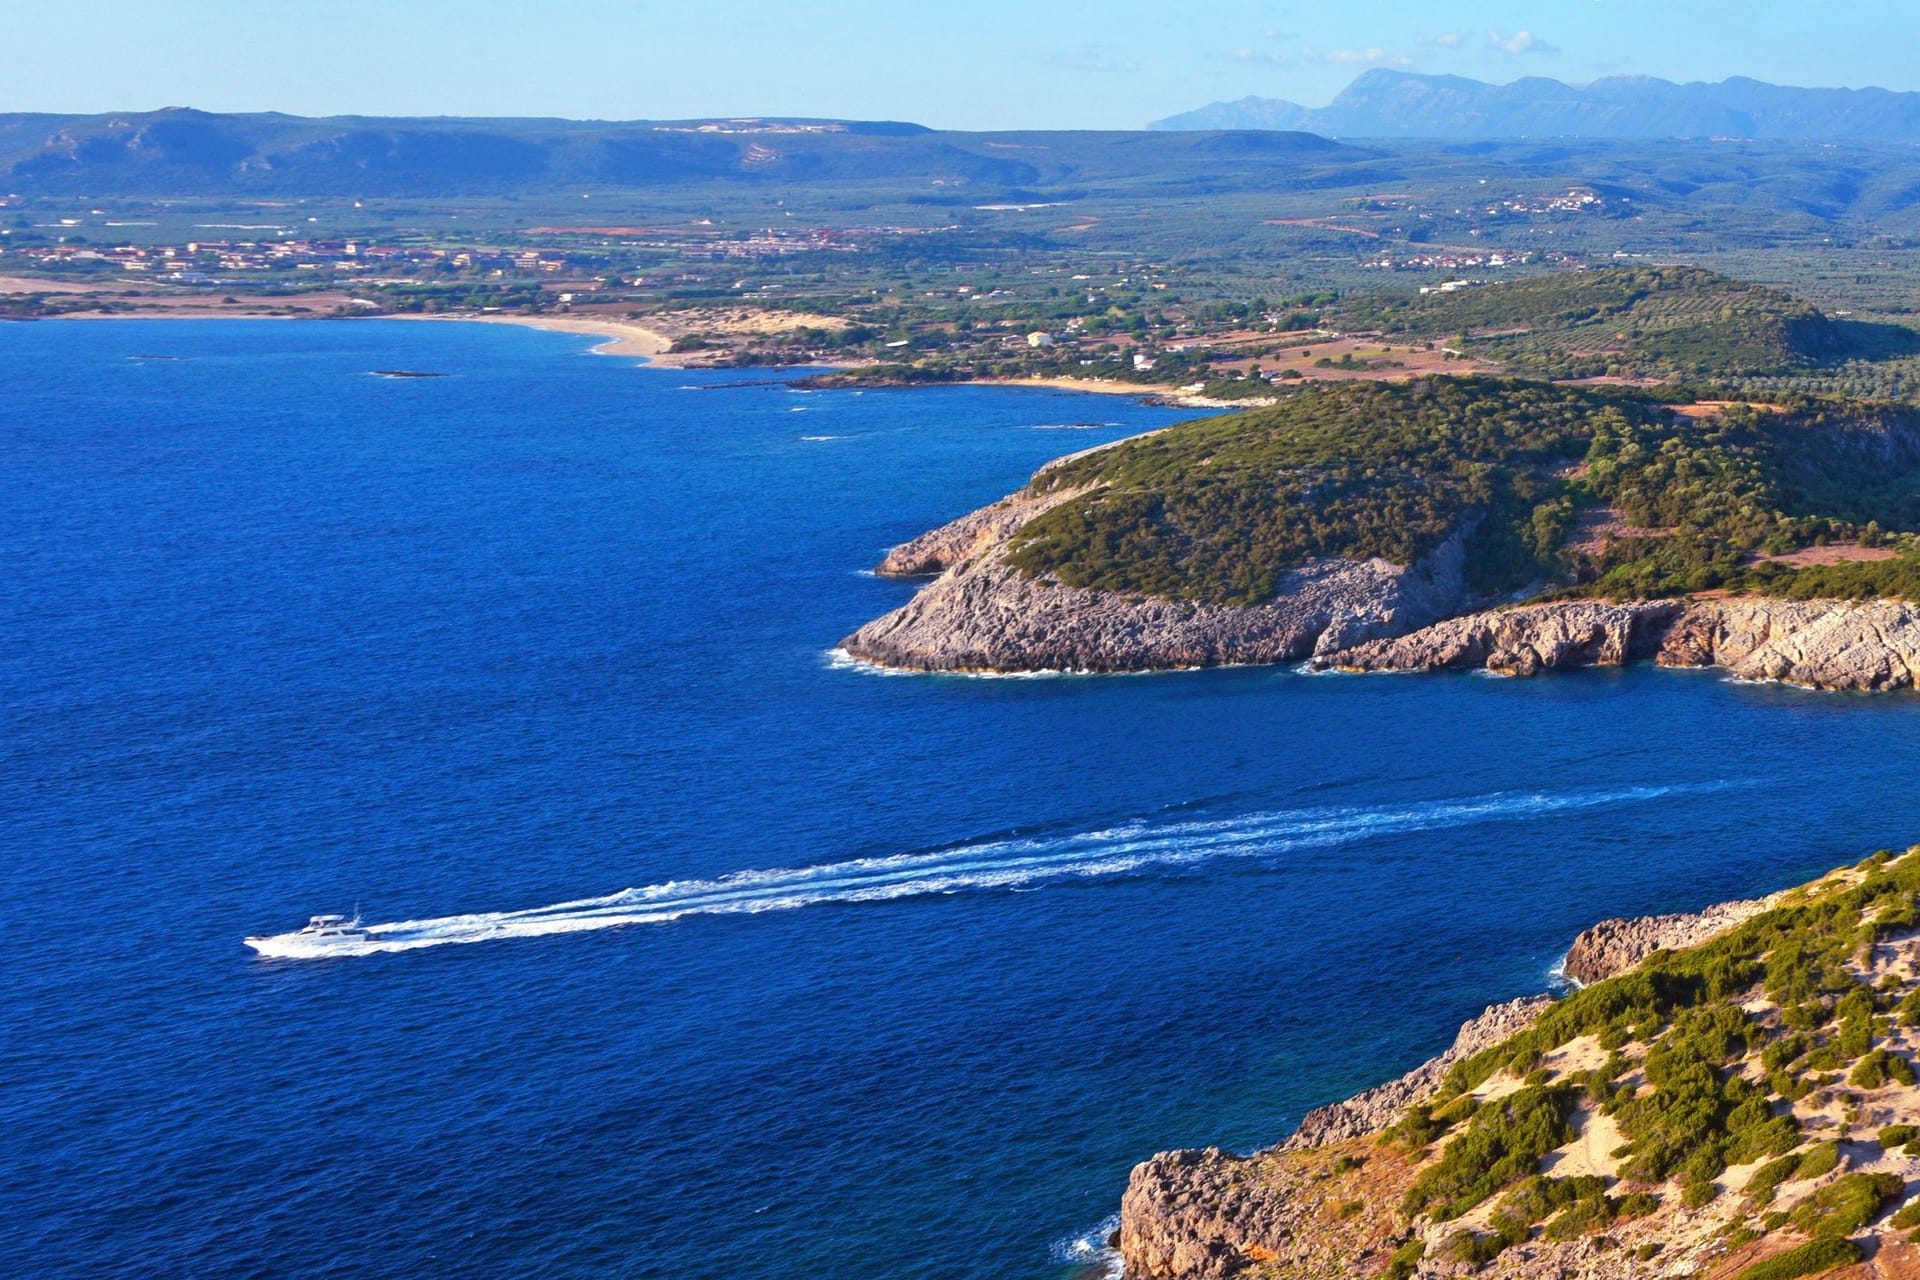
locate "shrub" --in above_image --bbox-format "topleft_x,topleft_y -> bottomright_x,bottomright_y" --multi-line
1890,1199 -> 1920,1231
1746,1153 -> 1804,1205
1616,1191 -> 1659,1218
1878,1124 -> 1918,1149
1793,1142 -> 1841,1181
1789,1171 -> 1904,1238
1849,1048 -> 1916,1089
1498,1175 -> 1604,1225
1381,1238 -> 1425,1280
1543,1192 -> 1615,1240
1684,1175 -> 1721,1208
1731,1237 -> 1864,1280
1439,1225 -> 1517,1267
1384,1104 -> 1444,1151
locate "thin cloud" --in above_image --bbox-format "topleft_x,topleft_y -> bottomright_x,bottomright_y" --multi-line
1312,46 -> 1415,67
1424,31 -> 1467,49
1488,29 -> 1558,56
1224,47 -> 1294,67
1038,43 -> 1143,74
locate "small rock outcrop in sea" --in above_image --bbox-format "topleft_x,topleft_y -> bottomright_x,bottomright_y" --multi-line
1317,597 -> 1920,691
842,484 -> 1479,673
1116,890 -> 1808,1280
1559,893 -> 1781,986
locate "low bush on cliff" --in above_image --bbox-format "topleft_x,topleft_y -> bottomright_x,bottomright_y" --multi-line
1790,1172 -> 1906,1239
1732,1238 -> 1865,1280
1849,1047 -> 1916,1089
1399,852 -> 1920,1242
1380,1238 -> 1425,1280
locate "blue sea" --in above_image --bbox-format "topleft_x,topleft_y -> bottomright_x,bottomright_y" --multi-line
6,319 -> 1919,1279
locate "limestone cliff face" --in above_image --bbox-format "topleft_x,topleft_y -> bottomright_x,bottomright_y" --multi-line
1116,895 -> 1773,1280
843,491 -> 1479,673
1317,597 -> 1920,692
871,486 -> 1090,577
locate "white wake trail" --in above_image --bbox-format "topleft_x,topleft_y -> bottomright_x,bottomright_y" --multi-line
247,784 -> 1707,959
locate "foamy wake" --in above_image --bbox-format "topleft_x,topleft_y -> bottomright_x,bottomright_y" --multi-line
252,783 -> 1707,959
1050,1214 -> 1124,1278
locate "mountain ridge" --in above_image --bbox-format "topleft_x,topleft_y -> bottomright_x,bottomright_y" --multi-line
1152,69 -> 1920,139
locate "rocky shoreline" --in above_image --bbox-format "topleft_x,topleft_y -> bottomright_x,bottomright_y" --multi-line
843,482 -> 1920,691
1115,890 -> 1796,1280
1316,598 -> 1920,692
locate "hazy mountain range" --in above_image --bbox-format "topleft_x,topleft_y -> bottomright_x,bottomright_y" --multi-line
0,108 -> 1354,196
1152,70 -> 1920,139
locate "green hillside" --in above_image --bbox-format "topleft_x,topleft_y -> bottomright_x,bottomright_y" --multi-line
1332,266 -> 1913,380
1002,378 -> 1920,606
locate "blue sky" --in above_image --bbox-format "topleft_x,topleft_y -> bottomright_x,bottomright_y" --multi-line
7,0 -> 1920,128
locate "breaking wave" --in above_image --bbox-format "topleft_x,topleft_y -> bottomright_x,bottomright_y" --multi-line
248,782 -> 1719,960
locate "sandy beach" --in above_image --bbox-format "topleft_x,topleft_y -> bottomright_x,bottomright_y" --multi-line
957,375 -> 1265,410
396,312 -> 678,361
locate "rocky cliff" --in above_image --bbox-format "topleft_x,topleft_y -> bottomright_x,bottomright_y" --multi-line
1316,597 -> 1920,692
1116,890 -> 1819,1280
841,489 -> 1479,673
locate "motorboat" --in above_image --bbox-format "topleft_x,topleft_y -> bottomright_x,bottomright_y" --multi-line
244,911 -> 377,958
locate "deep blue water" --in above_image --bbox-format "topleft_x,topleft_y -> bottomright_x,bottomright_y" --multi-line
6,319 -> 1920,1279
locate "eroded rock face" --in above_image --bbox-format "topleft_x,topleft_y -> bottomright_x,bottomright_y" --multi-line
844,494 -> 1479,673
1659,598 -> 1920,691
1318,598 -> 1920,692
1311,600 -> 1681,677
872,486 -> 1090,577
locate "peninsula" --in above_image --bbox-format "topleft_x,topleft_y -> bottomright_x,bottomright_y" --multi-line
842,270 -> 1920,689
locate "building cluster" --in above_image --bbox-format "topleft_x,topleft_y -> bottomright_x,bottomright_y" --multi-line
1361,249 -> 1537,272
1487,189 -> 1604,216
0,238 -> 577,280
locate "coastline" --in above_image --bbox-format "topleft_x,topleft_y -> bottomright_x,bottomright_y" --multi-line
13,303 -> 1255,405
390,311 -> 681,362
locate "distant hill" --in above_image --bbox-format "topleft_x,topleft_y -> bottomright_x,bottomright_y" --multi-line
1153,70 -> 1920,139
0,108 -> 1355,196
1331,265 -> 1920,379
